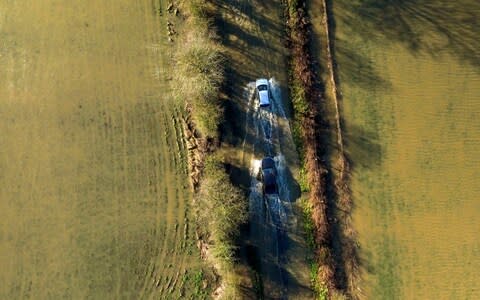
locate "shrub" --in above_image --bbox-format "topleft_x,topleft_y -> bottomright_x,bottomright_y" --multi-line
176,2 -> 246,298
174,1 -> 224,139
285,0 -> 342,298
195,155 -> 247,298
197,155 -> 248,267
189,0 -> 208,19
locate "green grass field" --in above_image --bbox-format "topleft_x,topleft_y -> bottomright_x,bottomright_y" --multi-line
0,1 -> 207,298
333,0 -> 480,298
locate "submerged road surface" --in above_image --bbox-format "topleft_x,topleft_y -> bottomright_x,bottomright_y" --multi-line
241,80 -> 313,299
216,0 -> 314,298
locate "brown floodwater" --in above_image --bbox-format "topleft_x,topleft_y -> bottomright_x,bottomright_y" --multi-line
0,1 -> 203,298
332,0 -> 480,298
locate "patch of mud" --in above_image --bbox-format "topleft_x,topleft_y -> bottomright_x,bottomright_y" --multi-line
182,104 -> 206,192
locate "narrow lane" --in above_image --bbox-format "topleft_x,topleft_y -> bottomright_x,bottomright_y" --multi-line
241,79 -> 310,299
216,0 -> 314,297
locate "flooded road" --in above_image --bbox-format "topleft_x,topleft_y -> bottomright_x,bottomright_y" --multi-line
215,0 -> 313,298
330,0 -> 480,298
242,80 -> 311,299
0,1 -> 203,298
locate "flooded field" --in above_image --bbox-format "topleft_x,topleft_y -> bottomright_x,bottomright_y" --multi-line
332,0 -> 480,298
0,1 -> 205,298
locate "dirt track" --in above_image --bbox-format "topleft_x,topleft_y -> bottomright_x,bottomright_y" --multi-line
0,1 -> 205,298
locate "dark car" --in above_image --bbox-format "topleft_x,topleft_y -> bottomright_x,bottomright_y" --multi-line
260,157 -> 277,195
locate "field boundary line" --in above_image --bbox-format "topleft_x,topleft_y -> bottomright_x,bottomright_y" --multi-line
319,0 -> 360,297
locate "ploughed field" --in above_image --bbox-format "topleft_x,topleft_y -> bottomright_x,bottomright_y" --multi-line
0,1 -> 205,299
332,0 -> 480,298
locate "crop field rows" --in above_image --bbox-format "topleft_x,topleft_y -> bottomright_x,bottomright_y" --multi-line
0,0 -> 205,299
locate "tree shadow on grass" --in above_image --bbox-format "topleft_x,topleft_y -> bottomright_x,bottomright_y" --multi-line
320,123 -> 382,291
323,0 -> 467,293
334,38 -> 393,92
334,0 -> 480,69
344,124 -> 383,171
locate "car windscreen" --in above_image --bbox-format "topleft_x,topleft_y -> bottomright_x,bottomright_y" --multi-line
257,84 -> 268,91
261,158 -> 275,169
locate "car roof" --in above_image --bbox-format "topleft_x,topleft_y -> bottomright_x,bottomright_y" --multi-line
263,172 -> 276,187
256,78 -> 269,87
261,157 -> 275,169
264,182 -> 276,195
258,91 -> 270,106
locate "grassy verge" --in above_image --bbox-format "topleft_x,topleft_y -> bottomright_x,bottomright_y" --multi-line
319,0 -> 360,297
174,1 -> 248,298
195,154 -> 248,298
174,0 -> 224,139
284,0 -> 346,298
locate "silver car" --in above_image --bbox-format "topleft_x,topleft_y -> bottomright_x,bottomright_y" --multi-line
256,78 -> 271,108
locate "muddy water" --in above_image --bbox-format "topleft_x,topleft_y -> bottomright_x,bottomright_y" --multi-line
244,80 -> 311,299
216,1 -> 313,298
0,1 -> 203,298
332,0 -> 480,298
